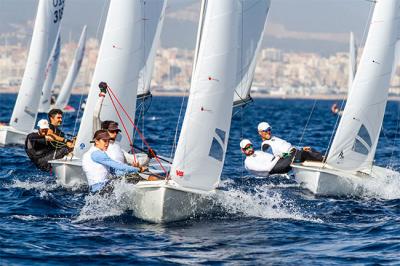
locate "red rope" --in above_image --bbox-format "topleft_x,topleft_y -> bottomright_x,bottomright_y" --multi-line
107,85 -> 169,176
108,91 -> 137,162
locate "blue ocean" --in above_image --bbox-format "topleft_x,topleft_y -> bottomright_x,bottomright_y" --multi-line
1,93 -> 400,265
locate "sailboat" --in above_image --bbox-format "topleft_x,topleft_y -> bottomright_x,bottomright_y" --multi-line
130,0 -> 271,223
292,0 -> 400,196
0,0 -> 64,145
38,31 -> 61,113
54,25 -> 87,112
50,0 -> 167,187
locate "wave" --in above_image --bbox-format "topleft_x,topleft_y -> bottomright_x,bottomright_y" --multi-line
76,178 -> 320,223
215,183 -> 321,222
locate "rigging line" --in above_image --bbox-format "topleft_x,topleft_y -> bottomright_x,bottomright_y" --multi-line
298,99 -> 317,148
107,85 -> 168,176
108,90 -> 138,162
170,88 -> 188,159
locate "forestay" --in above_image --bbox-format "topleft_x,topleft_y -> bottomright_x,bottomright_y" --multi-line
171,0 -> 270,191
55,25 -> 87,109
74,0 -> 165,158
9,0 -> 64,132
326,0 -> 399,172
136,1 -> 166,100
38,31 -> 61,113
348,31 -> 357,92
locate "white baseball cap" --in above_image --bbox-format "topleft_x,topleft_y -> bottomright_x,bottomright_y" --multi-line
240,139 -> 252,149
257,122 -> 271,132
37,119 -> 49,129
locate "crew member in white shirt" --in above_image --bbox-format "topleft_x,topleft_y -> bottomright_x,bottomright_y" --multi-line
240,139 -> 281,176
257,122 -> 323,173
82,130 -> 158,193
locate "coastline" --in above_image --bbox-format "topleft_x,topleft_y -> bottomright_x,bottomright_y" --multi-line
2,88 -> 400,101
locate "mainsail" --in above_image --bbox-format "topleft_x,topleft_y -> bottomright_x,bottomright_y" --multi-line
9,0 -> 64,132
171,0 -> 270,191
54,25 -> 87,110
38,31 -> 61,113
74,0 -> 166,158
136,1 -> 167,100
326,0 -> 399,171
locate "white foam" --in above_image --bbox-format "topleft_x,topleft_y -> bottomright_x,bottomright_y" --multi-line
5,179 -> 60,191
216,183 -> 321,222
75,179 -> 137,222
10,215 -> 40,221
351,170 -> 400,200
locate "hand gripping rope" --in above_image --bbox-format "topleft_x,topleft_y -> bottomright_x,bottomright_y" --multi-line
104,83 -> 169,177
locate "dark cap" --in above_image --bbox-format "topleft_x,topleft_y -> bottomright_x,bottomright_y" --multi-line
90,130 -> 111,143
102,120 -> 121,132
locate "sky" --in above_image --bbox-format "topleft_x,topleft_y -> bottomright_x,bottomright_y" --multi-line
0,0 -> 374,55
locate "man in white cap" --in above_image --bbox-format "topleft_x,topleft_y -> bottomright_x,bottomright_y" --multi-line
240,139 -> 280,176
257,121 -> 323,173
25,119 -> 71,171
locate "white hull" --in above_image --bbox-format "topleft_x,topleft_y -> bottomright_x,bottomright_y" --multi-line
50,158 -> 87,187
292,161 -> 398,196
0,125 -> 28,146
130,180 -> 215,223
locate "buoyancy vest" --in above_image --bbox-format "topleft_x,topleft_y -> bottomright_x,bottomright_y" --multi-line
261,136 -> 292,157
106,142 -> 125,163
244,151 -> 279,176
82,146 -> 109,187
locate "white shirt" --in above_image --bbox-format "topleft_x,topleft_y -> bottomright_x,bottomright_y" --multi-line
82,146 -> 109,187
261,136 -> 292,157
245,151 -> 280,176
106,141 -> 125,163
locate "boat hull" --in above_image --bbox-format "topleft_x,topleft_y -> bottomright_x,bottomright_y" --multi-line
292,161 -> 398,196
130,180 -> 215,223
50,158 -> 87,187
0,125 -> 28,146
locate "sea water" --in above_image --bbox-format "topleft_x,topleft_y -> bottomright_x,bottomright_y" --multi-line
1,94 -> 400,264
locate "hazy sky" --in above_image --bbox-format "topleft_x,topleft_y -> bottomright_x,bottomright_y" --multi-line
0,0 -> 374,55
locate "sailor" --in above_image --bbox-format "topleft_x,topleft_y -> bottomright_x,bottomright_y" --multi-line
331,102 -> 343,116
25,119 -> 71,171
94,82 -> 151,166
240,139 -> 280,176
257,121 -> 323,174
47,108 -> 74,149
82,130 -> 158,193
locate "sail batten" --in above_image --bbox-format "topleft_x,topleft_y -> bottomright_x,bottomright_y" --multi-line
326,1 -> 400,172
171,0 -> 270,191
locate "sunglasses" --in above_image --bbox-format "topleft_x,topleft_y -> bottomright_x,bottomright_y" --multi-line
243,145 -> 253,151
261,129 -> 271,133
108,130 -> 119,134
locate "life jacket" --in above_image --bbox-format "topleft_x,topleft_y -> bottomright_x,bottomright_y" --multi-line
261,136 -> 292,157
106,142 -> 125,163
82,146 -> 109,187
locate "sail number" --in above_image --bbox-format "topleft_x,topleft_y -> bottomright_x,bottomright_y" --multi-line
53,0 -> 64,24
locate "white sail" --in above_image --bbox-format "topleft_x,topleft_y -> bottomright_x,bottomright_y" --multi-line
348,31 -> 357,92
9,0 -> 64,132
74,0 -> 165,158
391,40 -> 400,78
170,0 -> 270,191
136,1 -> 166,100
38,31 -> 61,113
326,0 -> 399,171
55,25 -> 87,109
